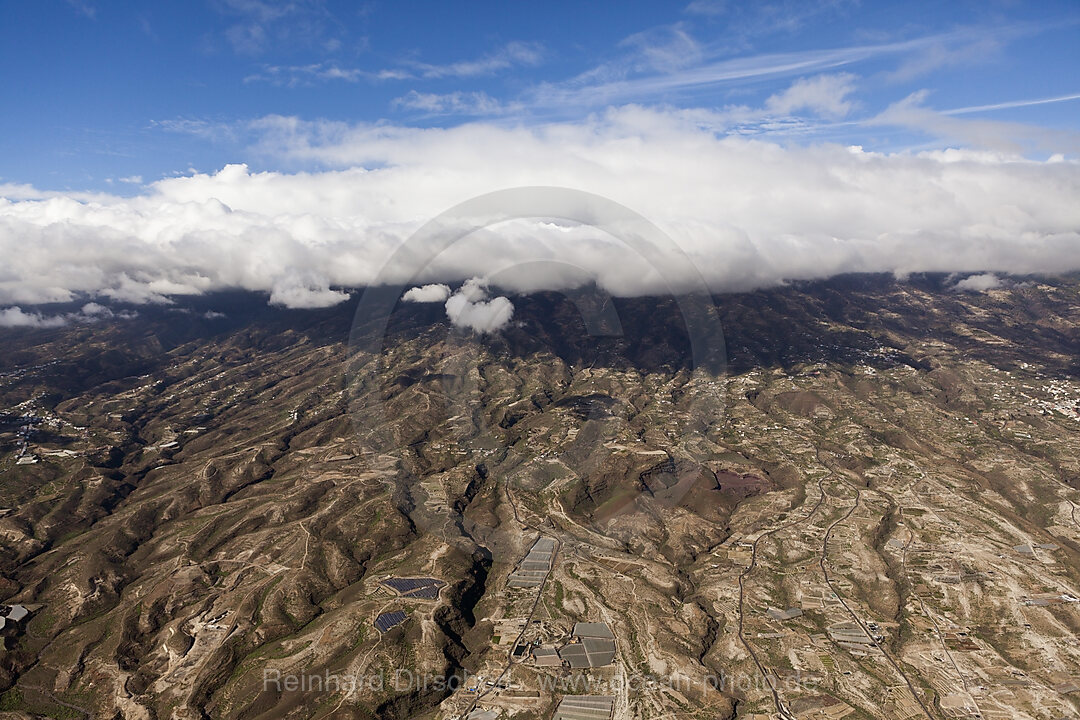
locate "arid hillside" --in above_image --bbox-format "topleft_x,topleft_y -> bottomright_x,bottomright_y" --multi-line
2,274 -> 1080,720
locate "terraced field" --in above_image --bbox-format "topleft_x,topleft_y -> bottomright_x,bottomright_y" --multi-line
1,274 -> 1079,719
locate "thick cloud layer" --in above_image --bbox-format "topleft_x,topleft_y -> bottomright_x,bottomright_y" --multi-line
2,109 -> 1079,310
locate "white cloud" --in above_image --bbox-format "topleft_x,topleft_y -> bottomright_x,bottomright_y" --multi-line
244,62 -> 373,86
765,73 -> 856,118
945,93 -> 1080,116
153,118 -> 237,143
869,91 -> 1080,155
684,0 -> 858,38
248,64 -> 343,85
268,270 -> 350,308
409,41 -> 543,79
530,31 -> 961,111
1,108 -> 1079,310
0,302 -> 131,328
402,283 -> 451,303
65,0 -> 96,19
954,273 -> 1004,292
443,279 -> 514,333
885,35 -> 1000,83
244,41 -> 543,88
392,91 -> 510,116
0,307 -> 69,328
683,0 -> 725,17
79,302 -> 112,317
214,0 -> 345,57
620,25 -> 704,74
456,277 -> 490,303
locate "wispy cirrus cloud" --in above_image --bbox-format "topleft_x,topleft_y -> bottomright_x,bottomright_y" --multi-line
212,0 -> 346,56
65,0 -> 97,19
883,34 -> 1002,83
165,71 -> 860,159
526,32 -> 965,112
244,41 -> 544,87
405,40 -> 543,79
161,68 -> 1076,154
244,63 -> 368,86
684,0 -> 857,42
869,91 -> 1080,155
618,25 -> 705,74
150,118 -> 238,143
364,18 -> 1036,125
943,93 -> 1080,116
391,90 -> 516,116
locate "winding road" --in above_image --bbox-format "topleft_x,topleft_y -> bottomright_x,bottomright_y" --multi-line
463,482 -> 562,716
734,476 -> 828,720
818,478 -> 936,720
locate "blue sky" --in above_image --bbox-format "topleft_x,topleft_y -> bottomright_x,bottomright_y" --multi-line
3,0 -> 1079,191
1,1 -> 1079,318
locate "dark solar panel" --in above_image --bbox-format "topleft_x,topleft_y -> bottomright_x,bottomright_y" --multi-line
374,611 -> 407,633
382,577 -> 446,598
384,577 -> 430,592
404,584 -> 443,599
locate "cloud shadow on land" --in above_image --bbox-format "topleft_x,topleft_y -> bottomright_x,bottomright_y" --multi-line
3,272 -> 1079,419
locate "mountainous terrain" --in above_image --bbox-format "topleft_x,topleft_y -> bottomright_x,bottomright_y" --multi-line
2,273 -> 1080,720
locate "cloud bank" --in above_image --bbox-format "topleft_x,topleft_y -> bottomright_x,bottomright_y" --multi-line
0,306 -> 69,329
0,302 -> 133,328
2,107 -> 1079,310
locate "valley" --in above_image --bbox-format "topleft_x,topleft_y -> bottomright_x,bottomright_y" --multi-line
1,275 -> 1080,720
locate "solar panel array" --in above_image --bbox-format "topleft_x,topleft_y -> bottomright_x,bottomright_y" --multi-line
405,583 -> 443,599
553,695 -> 614,720
381,577 -> 446,599
507,536 -> 555,588
374,611 -> 407,633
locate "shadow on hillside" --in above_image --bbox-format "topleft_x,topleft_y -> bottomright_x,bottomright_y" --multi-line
2,273 -> 1079,407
